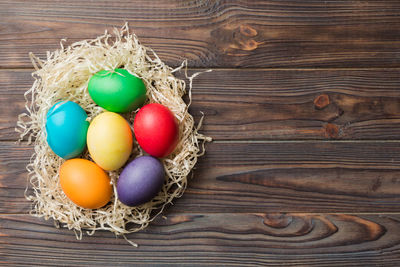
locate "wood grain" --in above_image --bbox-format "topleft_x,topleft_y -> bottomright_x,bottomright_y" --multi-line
1,0 -> 400,68
3,69 -> 400,141
1,213 -> 400,266
2,1 -> 400,264
2,141 -> 400,214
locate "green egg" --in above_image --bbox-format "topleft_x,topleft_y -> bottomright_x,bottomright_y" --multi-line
88,68 -> 147,113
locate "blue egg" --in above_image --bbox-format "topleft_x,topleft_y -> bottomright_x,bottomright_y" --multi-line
46,101 -> 89,159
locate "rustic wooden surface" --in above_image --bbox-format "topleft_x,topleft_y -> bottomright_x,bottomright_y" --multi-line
1,1 -> 400,266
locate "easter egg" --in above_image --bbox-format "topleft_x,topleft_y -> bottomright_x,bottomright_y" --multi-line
88,68 -> 147,113
60,158 -> 112,209
87,112 -> 133,171
117,156 -> 164,207
134,103 -> 179,157
45,101 -> 89,159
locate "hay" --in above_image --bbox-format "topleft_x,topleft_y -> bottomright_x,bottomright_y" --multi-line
16,23 -> 211,245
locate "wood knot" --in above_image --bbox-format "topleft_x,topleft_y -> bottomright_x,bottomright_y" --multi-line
314,94 -> 330,110
240,25 -> 257,37
324,123 -> 339,139
240,39 -> 259,51
371,177 -> 382,192
210,24 -> 261,55
263,213 -> 292,228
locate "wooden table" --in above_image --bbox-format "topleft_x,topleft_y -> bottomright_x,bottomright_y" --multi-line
1,1 -> 400,265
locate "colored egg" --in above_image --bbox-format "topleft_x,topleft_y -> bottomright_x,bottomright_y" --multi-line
87,112 -> 133,171
134,103 -> 179,158
117,156 -> 164,207
88,68 -> 147,113
60,158 -> 112,209
45,101 -> 89,159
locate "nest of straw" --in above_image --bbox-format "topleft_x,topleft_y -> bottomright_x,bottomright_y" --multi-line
16,24 -> 211,245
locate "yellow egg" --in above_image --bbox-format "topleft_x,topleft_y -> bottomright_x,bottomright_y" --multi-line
87,112 -> 133,171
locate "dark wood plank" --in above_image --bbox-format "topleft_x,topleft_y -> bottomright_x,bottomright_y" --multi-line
0,70 -> 31,141
190,69 -> 400,140
3,69 -> 400,141
1,213 -> 400,266
1,1 -> 400,68
2,141 -> 400,214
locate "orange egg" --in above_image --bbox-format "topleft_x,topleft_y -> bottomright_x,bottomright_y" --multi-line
60,158 -> 112,209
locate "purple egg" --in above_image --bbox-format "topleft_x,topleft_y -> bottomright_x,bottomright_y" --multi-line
117,156 -> 165,207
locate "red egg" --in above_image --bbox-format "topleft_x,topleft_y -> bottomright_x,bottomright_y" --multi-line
134,103 -> 179,157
